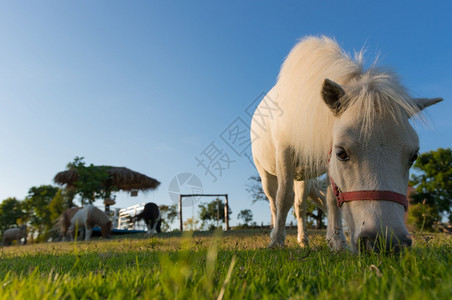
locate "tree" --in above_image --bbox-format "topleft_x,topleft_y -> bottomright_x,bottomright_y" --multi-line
198,198 -> 232,230
407,201 -> 441,232
62,187 -> 77,209
305,201 -> 326,229
409,148 -> 452,226
183,218 -> 199,231
23,185 -> 60,242
237,209 -> 253,226
48,189 -> 71,222
246,175 -> 267,204
159,204 -> 178,232
68,157 -> 113,205
0,197 -> 25,233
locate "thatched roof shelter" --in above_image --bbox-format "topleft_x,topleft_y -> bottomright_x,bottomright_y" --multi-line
54,166 -> 160,192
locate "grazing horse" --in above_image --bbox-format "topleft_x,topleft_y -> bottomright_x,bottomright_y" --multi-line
70,204 -> 112,241
57,206 -> 81,241
2,225 -> 27,246
133,202 -> 162,235
251,36 -> 442,252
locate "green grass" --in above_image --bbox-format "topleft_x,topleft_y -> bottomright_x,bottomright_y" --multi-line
0,229 -> 450,299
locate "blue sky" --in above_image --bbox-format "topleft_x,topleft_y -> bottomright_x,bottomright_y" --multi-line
0,1 -> 451,228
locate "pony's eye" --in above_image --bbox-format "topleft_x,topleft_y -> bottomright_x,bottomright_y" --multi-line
336,147 -> 349,161
409,151 -> 419,166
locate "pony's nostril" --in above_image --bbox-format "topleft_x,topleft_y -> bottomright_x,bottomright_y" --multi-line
401,236 -> 412,247
393,235 -> 412,251
358,238 -> 374,252
358,231 -> 376,243
358,231 -> 412,253
357,231 -> 377,252
390,236 -> 412,253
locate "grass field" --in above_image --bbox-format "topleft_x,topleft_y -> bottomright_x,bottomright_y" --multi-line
0,229 -> 450,299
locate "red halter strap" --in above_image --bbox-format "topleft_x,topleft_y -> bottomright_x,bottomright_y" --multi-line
328,148 -> 408,211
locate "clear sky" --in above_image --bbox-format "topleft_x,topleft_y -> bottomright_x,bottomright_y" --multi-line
0,1 -> 451,228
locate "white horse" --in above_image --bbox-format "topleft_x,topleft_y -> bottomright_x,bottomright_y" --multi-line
251,36 -> 442,251
2,225 -> 27,246
70,204 -> 112,241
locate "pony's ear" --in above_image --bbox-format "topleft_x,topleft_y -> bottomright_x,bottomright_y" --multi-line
413,97 -> 443,111
322,79 -> 345,115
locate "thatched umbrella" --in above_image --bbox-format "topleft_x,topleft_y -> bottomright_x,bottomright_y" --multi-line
54,166 -> 160,209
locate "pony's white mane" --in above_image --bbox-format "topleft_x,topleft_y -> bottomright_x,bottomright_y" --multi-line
275,36 -> 421,175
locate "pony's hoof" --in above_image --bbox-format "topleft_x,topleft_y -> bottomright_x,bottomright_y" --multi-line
328,237 -> 349,252
298,237 -> 309,248
268,240 -> 285,249
298,241 -> 309,248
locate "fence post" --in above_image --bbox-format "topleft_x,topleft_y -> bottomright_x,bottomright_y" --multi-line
179,195 -> 183,231
224,194 -> 229,231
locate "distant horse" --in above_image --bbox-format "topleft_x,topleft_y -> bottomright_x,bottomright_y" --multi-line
70,204 -> 112,241
1,225 -> 27,246
251,36 -> 442,251
57,206 -> 81,241
133,202 -> 162,235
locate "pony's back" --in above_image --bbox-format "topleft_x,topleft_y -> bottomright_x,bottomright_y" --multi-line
70,208 -> 85,227
86,205 -> 111,228
135,202 -> 160,221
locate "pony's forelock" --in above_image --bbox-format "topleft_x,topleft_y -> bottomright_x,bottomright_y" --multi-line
343,70 -> 424,140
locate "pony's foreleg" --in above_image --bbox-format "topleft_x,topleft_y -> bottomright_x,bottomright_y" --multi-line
67,225 -> 75,241
255,159 -> 277,228
293,180 -> 309,247
326,184 -> 348,251
263,176 -> 277,228
146,222 -> 153,236
61,228 -> 68,242
270,150 -> 295,248
85,227 -> 93,241
150,214 -> 161,236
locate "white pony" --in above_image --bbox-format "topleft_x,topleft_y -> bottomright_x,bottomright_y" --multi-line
70,204 -> 112,241
2,225 -> 27,246
251,36 -> 442,251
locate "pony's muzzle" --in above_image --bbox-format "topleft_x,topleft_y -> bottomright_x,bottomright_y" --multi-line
357,231 -> 412,253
